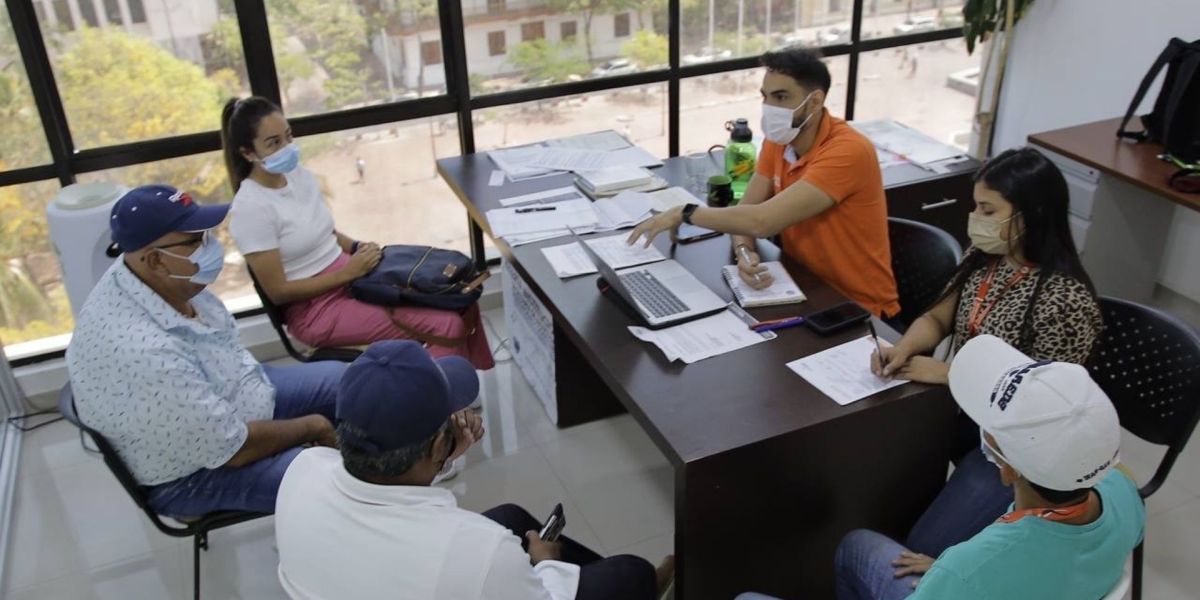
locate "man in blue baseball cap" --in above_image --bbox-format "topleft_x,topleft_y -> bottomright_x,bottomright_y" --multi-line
275,340 -> 671,600
67,184 -> 349,518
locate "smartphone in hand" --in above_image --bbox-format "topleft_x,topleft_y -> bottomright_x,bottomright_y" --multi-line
539,503 -> 566,542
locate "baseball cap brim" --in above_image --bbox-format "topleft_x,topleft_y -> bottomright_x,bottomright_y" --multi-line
948,335 -> 1034,431
177,203 -> 231,232
435,355 -> 480,412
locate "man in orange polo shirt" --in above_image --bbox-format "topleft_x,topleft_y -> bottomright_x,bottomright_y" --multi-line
627,48 -> 900,318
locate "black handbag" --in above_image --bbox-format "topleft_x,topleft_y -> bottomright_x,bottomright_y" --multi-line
349,245 -> 485,312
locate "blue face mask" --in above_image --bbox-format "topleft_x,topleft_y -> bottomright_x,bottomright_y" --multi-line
259,142 -> 300,175
159,233 -> 225,285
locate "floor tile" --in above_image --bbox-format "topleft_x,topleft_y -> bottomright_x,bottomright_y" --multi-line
1141,499 -> 1200,600
540,415 -> 674,552
610,531 -> 675,567
465,362 -> 543,465
16,419 -> 94,477
4,460 -> 187,591
1157,428 -> 1200,497
195,517 -> 288,599
6,545 -> 188,600
443,444 -> 607,554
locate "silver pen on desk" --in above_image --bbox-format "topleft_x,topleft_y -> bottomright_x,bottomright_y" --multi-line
737,244 -> 764,283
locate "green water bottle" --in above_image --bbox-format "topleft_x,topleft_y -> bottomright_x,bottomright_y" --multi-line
724,118 -> 756,203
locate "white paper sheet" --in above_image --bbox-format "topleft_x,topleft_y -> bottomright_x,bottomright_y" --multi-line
853,119 -> 964,167
527,146 -> 662,172
486,198 -> 599,238
488,170 -> 505,186
583,234 -> 665,269
591,190 -> 655,231
786,336 -> 906,406
646,186 -> 700,212
541,243 -> 598,278
497,186 -> 587,207
503,227 -> 594,247
545,130 -> 632,152
488,144 -> 555,180
629,306 -> 775,364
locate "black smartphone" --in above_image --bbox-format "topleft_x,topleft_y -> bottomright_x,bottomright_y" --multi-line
538,503 -> 566,542
675,224 -> 722,245
806,302 -> 871,335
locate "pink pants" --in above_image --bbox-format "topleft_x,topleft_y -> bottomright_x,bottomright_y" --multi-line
284,253 -> 495,370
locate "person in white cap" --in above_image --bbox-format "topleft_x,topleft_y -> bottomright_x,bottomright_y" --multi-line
829,335 -> 1145,600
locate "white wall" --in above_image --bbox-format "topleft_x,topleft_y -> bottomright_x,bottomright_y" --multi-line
994,0 -> 1200,300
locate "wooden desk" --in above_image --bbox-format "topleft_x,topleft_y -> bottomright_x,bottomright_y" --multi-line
438,154 -> 956,599
1030,117 -> 1199,212
1029,118 -> 1198,302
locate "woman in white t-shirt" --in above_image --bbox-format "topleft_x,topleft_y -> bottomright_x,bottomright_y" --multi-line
221,97 -> 494,369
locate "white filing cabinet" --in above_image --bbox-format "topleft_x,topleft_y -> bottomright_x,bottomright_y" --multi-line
1042,148 -> 1099,254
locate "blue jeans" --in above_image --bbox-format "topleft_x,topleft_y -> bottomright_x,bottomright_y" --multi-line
834,529 -> 920,600
146,361 -> 346,518
904,447 -> 1013,558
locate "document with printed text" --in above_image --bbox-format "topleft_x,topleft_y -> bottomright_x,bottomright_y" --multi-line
786,336 -> 906,405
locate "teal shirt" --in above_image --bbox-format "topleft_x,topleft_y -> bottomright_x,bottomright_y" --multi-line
911,471 -> 1145,600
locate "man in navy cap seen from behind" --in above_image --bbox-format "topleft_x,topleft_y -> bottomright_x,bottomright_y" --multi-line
275,339 -> 673,600
66,184 -> 350,518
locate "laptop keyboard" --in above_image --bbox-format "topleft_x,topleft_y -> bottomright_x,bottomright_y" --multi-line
619,270 -> 690,319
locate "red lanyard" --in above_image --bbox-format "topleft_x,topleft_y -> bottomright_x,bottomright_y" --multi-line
998,493 -> 1096,524
966,260 -> 1033,338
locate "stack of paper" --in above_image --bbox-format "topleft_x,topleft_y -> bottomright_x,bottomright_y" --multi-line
527,146 -> 662,172
486,198 -> 599,238
786,336 -> 905,405
545,130 -> 632,151
721,262 -> 807,308
592,190 -> 654,231
488,144 -> 555,181
498,186 -> 588,207
629,306 -> 776,364
852,119 -> 964,167
577,166 -> 654,195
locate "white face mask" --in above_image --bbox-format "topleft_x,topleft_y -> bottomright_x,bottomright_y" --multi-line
760,90 -> 818,146
967,212 -> 1019,255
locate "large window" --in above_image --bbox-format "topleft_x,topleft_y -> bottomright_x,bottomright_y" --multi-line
3,0 -> 973,360
853,38 -> 976,149
679,57 -> 850,155
35,1 -> 246,148
267,0 -> 447,114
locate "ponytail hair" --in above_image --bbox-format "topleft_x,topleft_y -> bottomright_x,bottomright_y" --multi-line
221,96 -> 282,193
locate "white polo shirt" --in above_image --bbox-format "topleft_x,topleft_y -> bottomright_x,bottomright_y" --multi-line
228,167 -> 344,280
275,448 -> 581,600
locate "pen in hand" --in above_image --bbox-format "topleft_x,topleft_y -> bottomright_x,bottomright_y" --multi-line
737,245 -> 764,283
866,320 -> 885,374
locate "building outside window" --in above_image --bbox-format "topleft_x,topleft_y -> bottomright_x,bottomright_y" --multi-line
488,30 -> 506,57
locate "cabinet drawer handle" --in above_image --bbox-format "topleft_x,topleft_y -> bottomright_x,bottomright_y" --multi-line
921,198 -> 959,211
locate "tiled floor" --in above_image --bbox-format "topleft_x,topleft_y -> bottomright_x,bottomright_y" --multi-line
4,306 -> 1199,599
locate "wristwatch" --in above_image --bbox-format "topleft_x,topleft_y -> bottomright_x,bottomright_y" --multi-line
681,203 -> 699,225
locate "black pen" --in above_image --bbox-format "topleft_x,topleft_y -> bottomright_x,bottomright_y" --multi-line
516,206 -> 557,213
866,320 -> 885,364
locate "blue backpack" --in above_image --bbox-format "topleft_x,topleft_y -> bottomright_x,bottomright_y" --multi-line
349,245 -> 485,313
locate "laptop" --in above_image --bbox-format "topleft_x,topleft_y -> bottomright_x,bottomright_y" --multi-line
575,233 -> 726,328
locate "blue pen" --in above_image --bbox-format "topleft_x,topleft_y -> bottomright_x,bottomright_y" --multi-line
751,316 -> 805,332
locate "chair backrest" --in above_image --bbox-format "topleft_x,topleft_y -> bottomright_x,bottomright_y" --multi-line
246,265 -> 307,362
59,386 -> 191,537
887,218 -> 963,331
1087,296 -> 1200,496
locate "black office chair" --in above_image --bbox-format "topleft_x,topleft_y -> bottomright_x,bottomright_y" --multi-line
247,266 -> 362,363
1086,297 -> 1200,600
887,217 -> 963,332
58,385 -> 268,600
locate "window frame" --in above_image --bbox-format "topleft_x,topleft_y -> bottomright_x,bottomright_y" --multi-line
1,0 -> 965,365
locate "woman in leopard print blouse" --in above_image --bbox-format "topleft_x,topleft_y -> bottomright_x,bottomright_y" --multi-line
869,147 -> 1104,562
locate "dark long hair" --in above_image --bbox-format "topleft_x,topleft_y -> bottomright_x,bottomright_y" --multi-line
220,96 -> 281,193
937,147 -> 1096,349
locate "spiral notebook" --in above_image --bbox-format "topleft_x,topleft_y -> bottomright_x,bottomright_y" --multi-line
720,262 -> 807,308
